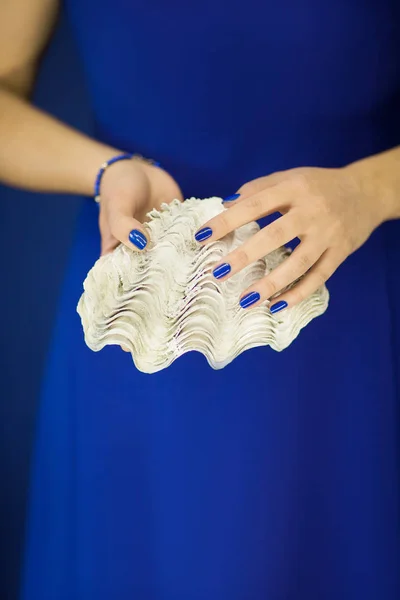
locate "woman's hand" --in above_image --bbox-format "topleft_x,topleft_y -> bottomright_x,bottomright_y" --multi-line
97,156 -> 183,353
98,157 -> 183,256
194,162 -> 393,313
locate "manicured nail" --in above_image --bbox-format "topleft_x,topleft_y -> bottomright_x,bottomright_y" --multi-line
195,227 -> 213,242
213,263 -> 231,279
223,193 -> 240,203
129,229 -> 147,249
240,291 -> 260,308
270,300 -> 288,314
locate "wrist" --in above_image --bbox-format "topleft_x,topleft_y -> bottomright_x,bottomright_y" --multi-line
93,152 -> 160,203
343,148 -> 400,224
83,144 -> 124,197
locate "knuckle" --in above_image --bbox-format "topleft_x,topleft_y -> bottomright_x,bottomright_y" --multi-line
328,217 -> 346,240
216,211 -> 230,231
237,181 -> 253,195
234,248 -> 250,269
264,277 -> 278,297
246,194 -> 264,212
289,207 -> 308,232
297,253 -> 312,271
291,287 -> 306,304
268,223 -> 285,245
291,171 -> 310,192
313,194 -> 330,214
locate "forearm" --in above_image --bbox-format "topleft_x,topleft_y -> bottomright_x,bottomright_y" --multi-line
345,145 -> 400,222
0,85 -> 120,196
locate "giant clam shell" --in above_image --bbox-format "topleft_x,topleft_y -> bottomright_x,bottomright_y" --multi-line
77,197 -> 329,373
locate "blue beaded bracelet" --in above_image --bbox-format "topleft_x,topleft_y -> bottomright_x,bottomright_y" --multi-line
94,153 -> 161,203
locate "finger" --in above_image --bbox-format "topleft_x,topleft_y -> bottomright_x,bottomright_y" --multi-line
239,240 -> 326,303
267,250 -> 338,312
99,206 -> 125,256
99,209 -> 117,256
195,182 -> 294,244
100,234 -> 119,256
111,213 -> 149,251
107,196 -> 150,251
211,213 -> 300,280
222,170 -> 289,206
238,242 -> 324,307
99,221 -> 119,256
239,248 -> 338,311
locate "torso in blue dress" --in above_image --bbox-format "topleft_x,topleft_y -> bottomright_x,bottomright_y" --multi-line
20,2 -> 400,599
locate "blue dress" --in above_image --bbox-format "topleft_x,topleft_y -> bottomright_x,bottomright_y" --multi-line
21,2 -> 400,599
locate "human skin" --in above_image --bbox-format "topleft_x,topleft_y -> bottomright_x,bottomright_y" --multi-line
0,0 -> 182,355
195,149 -> 400,312
0,0 -> 183,257
1,0 -> 399,314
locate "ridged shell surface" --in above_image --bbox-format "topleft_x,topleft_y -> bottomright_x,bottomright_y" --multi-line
77,197 -> 329,373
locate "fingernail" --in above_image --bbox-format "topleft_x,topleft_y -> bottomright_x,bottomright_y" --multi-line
223,193 -> 240,203
195,227 -> 213,242
240,291 -> 260,308
270,300 -> 288,314
213,263 -> 231,279
129,229 -> 147,249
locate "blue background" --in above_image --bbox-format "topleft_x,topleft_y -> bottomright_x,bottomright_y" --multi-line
1,7 -> 400,600
0,13 -> 88,600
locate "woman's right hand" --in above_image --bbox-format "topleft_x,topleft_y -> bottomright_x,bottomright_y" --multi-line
98,156 -> 184,256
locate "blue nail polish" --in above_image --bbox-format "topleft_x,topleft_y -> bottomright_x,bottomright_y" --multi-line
213,263 -> 231,279
223,193 -> 240,202
129,229 -> 147,249
270,300 -> 288,314
195,227 -> 213,242
240,291 -> 260,308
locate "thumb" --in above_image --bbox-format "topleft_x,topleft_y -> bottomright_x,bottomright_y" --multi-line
109,210 -> 150,252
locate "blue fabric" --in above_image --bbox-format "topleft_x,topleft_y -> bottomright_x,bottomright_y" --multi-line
21,2 -> 400,599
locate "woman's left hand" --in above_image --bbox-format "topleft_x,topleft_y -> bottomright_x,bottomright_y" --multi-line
194,164 -> 390,313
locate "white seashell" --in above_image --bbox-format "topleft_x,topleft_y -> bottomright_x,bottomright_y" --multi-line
77,197 -> 329,373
